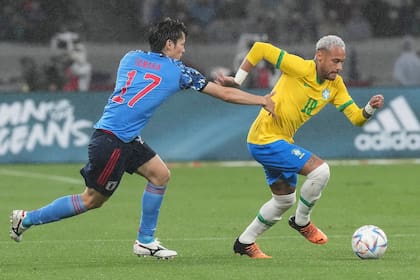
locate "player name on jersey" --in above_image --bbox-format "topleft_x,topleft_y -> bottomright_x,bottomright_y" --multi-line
135,58 -> 161,71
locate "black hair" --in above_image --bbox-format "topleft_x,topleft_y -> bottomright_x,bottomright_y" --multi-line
148,17 -> 188,53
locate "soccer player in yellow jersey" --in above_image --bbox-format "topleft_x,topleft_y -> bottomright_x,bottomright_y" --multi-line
217,35 -> 384,259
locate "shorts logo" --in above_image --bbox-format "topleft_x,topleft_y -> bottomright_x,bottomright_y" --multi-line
105,181 -> 118,191
354,96 -> 420,151
291,148 -> 305,159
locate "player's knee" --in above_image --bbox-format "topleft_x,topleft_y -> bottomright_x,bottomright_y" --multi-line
272,192 -> 296,209
149,168 -> 171,187
270,179 -> 295,195
81,188 -> 108,210
87,199 -> 106,210
307,162 -> 330,185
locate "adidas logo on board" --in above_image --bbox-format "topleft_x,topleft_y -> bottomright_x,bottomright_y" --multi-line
354,96 -> 420,151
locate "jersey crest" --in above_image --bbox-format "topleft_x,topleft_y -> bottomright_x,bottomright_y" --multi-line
322,89 -> 330,100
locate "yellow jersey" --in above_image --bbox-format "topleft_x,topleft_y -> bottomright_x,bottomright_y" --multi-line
246,42 -> 368,145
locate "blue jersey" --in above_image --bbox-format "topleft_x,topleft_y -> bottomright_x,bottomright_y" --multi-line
94,50 -> 207,142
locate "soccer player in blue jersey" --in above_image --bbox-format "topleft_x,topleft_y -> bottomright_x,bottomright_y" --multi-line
10,18 -> 275,259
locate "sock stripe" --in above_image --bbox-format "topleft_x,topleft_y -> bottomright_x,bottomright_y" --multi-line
97,148 -> 121,186
145,182 -> 166,195
300,196 -> 315,208
71,195 -> 84,214
257,213 -> 275,227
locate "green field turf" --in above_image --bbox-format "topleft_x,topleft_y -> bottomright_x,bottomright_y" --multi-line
1,163 -> 419,280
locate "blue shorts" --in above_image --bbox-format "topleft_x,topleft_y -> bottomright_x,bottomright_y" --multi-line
248,140 -> 312,187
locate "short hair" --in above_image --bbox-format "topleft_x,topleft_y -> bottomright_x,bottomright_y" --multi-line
315,35 -> 346,52
148,17 -> 188,53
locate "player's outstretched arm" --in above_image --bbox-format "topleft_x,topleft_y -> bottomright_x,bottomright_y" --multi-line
202,81 -> 276,116
218,42 -> 283,88
342,94 -> 385,126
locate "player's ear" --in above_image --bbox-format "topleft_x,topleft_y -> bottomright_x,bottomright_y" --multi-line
315,50 -> 323,61
166,39 -> 174,49
162,39 -> 173,55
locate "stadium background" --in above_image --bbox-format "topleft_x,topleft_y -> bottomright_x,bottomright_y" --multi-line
0,0 -> 419,163
1,3 -> 420,279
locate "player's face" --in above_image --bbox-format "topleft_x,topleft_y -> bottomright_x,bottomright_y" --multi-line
316,46 -> 346,81
165,32 -> 186,60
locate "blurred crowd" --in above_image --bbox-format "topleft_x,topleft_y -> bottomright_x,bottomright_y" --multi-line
0,0 -> 84,43
19,27 -> 92,92
2,0 -> 419,43
140,0 -> 420,44
1,0 -> 420,92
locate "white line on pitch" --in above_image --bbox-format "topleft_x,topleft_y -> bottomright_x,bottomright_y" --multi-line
0,169 -> 81,184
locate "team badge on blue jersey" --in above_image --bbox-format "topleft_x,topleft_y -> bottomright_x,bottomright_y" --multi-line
322,89 -> 330,99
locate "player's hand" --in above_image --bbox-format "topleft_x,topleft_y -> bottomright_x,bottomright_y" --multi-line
262,91 -> 277,117
215,72 -> 238,87
369,94 -> 384,109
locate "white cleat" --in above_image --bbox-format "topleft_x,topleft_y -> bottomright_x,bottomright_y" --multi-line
133,239 -> 177,259
10,210 -> 28,242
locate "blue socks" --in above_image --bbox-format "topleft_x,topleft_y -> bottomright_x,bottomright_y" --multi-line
20,183 -> 166,245
23,194 -> 87,227
137,182 -> 167,244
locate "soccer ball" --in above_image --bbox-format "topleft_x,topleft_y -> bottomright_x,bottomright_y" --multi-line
351,225 -> 388,259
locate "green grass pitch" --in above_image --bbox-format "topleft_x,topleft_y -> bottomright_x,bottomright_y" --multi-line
1,162 -> 419,280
